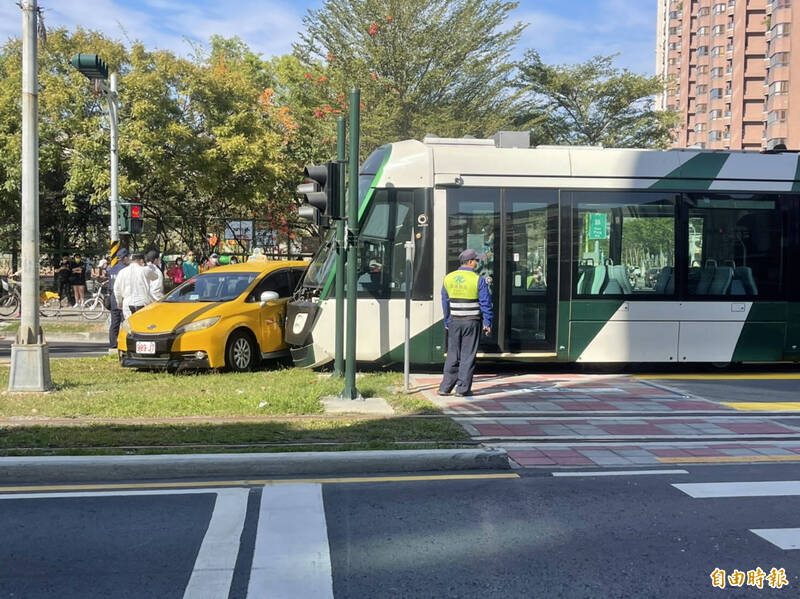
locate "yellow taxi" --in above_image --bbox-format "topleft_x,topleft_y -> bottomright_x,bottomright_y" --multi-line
118,260 -> 307,371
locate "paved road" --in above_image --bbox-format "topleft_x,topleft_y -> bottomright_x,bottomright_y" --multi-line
0,340 -> 108,360
0,465 -> 797,598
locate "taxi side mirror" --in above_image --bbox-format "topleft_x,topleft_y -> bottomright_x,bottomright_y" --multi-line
259,290 -> 279,307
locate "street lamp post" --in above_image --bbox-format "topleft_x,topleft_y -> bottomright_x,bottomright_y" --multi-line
8,0 -> 51,392
70,54 -> 121,261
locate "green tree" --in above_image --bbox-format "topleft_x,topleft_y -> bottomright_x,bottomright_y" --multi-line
294,0 -> 526,154
516,51 -> 677,149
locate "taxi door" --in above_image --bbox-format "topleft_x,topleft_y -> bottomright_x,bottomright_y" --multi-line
250,269 -> 293,354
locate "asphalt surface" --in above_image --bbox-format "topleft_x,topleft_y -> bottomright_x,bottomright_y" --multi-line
1,464 -> 798,598
0,340 -> 108,360
642,377 -> 800,403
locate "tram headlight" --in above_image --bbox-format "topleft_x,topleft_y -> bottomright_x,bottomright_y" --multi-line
292,312 -> 308,335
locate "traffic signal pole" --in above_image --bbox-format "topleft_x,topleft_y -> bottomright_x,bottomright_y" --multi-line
109,72 -> 119,244
342,89 -> 361,400
8,0 -> 51,392
334,117 -> 346,378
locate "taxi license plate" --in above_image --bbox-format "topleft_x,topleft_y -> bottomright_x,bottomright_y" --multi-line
135,341 -> 156,355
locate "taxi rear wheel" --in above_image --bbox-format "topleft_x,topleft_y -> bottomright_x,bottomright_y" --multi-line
226,330 -> 258,372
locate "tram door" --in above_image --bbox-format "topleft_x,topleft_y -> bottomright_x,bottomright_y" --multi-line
446,188 -> 558,352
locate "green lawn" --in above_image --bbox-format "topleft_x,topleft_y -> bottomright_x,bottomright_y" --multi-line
0,357 -> 469,455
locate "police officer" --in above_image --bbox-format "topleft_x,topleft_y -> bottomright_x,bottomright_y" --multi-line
438,248 -> 493,397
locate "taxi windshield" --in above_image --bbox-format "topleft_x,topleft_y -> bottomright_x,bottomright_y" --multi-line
163,272 -> 258,303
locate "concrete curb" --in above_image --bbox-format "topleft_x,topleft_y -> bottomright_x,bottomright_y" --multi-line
0,448 -> 510,484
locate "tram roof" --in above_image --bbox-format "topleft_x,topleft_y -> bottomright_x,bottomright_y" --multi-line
374,137 -> 800,192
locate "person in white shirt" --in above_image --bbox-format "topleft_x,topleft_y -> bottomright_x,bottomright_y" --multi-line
145,249 -> 165,301
113,253 -> 159,318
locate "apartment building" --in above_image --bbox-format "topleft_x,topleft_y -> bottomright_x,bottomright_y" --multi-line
656,0 -> 797,151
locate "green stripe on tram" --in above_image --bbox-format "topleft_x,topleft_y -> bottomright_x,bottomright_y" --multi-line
792,155 -> 800,192
648,153 -> 730,190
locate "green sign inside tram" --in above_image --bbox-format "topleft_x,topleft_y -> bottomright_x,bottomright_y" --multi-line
588,213 -> 608,239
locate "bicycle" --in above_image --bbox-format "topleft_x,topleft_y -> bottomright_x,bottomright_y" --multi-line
81,281 -> 108,320
0,277 -> 20,317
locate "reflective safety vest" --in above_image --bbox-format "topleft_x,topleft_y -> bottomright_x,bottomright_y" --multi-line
443,269 -> 481,320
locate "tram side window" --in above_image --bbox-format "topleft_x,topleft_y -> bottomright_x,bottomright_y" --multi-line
573,192 -> 676,296
686,194 -> 783,297
356,188 -> 432,300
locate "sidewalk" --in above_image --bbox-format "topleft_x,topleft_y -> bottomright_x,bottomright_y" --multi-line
409,373 -> 800,469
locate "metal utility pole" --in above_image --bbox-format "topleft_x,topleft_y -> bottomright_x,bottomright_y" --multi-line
8,0 -> 52,392
403,240 -> 414,393
342,89 -> 361,400
333,117 -> 346,378
108,72 -> 119,244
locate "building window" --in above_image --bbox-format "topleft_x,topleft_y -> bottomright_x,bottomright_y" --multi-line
772,23 -> 791,38
711,45 -> 724,57
698,7 -> 711,16
709,109 -> 723,119
711,67 -> 723,79
697,84 -> 708,94
713,2 -> 727,13
710,87 -> 723,98
725,103 -> 731,117
769,80 -> 789,95
768,138 -> 788,149
773,0 -> 792,8
698,64 -> 709,74
712,25 -> 725,36
696,123 -> 706,132
697,26 -> 709,36
698,45 -> 709,56
696,103 -> 707,113
770,52 -> 790,68
709,130 -> 723,142
767,110 -> 787,125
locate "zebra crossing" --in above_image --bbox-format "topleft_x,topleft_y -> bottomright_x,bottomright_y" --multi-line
674,479 -> 800,551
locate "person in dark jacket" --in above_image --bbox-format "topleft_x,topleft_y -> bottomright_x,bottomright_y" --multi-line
438,249 -> 493,397
106,249 -> 130,350
55,255 -> 73,306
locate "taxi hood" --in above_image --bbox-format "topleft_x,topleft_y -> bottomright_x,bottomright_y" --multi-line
127,301 -> 224,334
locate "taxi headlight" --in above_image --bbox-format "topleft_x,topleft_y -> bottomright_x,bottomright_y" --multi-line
175,316 -> 220,335
121,319 -> 132,333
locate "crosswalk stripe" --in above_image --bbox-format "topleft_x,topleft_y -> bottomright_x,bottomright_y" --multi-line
247,483 -> 333,599
750,528 -> 800,550
673,481 -> 800,498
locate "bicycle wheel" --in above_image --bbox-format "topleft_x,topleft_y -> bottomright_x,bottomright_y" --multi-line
0,293 -> 19,317
81,297 -> 105,320
40,297 -> 60,318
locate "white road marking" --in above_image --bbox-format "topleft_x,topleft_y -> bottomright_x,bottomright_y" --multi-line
247,483 -> 333,599
750,528 -> 800,550
673,481 -> 800,498
553,469 -> 689,477
0,487 -> 249,599
183,488 -> 249,599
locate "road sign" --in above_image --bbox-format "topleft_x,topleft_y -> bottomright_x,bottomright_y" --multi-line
588,213 -> 607,240
225,220 -> 253,241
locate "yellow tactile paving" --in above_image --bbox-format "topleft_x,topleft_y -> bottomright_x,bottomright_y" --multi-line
723,402 -> 800,411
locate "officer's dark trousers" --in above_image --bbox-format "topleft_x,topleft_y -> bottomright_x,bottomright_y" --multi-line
439,319 -> 481,394
109,308 -> 123,349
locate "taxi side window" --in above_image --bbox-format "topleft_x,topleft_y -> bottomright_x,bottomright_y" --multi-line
248,270 -> 292,301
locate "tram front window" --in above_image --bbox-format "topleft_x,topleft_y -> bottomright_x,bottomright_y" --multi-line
302,231 -> 335,289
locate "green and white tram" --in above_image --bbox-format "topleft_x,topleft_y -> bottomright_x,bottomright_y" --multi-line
285,133 -> 800,367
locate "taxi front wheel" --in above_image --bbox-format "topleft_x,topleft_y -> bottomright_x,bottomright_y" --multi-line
226,330 -> 258,372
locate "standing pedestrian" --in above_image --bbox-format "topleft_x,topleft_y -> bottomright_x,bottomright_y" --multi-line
106,249 -> 130,350
70,253 -> 86,307
438,249 -> 493,397
166,257 -> 185,286
55,255 -> 73,306
182,250 -> 199,279
113,252 -> 159,319
145,249 -> 165,301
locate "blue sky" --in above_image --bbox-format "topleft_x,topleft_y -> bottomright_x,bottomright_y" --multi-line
1,0 -> 657,75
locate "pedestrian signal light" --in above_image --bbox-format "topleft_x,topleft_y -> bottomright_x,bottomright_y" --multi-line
118,202 -> 144,235
296,162 -> 340,227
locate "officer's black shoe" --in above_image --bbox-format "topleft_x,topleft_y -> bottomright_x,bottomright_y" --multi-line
437,390 -> 451,396
454,391 -> 472,398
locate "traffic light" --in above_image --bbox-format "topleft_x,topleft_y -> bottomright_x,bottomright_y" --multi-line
296,162 -> 339,226
70,54 -> 109,80
118,202 -> 143,235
